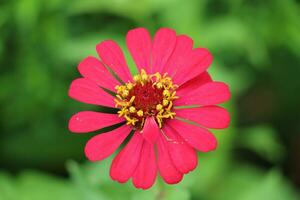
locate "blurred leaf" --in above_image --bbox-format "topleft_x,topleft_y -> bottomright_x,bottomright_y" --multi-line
0,172 -> 15,200
158,0 -> 206,34
239,169 -> 299,200
210,167 -> 299,200
67,159 -> 192,200
0,171 -> 81,200
203,17 -> 269,68
211,165 -> 265,200
238,125 -> 285,163
66,0 -> 155,21
209,61 -> 254,95
14,0 -> 40,33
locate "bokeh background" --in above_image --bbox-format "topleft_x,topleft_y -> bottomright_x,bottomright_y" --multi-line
1,0 -> 300,199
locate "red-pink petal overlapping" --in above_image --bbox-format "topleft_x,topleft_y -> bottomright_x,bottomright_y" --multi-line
132,142 -> 157,189
69,111 -> 123,133
163,35 -> 194,76
175,106 -> 230,129
163,125 -> 197,174
175,81 -> 230,106
68,78 -> 115,107
172,48 -> 213,86
151,28 -> 177,73
141,117 -> 160,144
157,135 -> 183,184
167,119 -> 217,152
126,28 -> 151,72
177,71 -> 212,94
96,40 -> 132,82
78,56 -> 119,91
110,133 -> 143,183
84,125 -> 131,161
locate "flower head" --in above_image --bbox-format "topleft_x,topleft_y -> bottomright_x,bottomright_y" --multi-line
68,27 -> 230,189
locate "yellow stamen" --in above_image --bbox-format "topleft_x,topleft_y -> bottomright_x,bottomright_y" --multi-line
163,99 -> 169,106
129,106 -> 136,113
133,75 -> 141,82
125,115 -> 138,125
141,69 -> 148,81
156,82 -> 163,89
117,108 -> 128,117
163,89 -> 170,97
167,101 -> 173,110
122,89 -> 129,97
137,110 -> 144,117
129,96 -> 135,103
126,83 -> 133,90
156,104 -> 163,111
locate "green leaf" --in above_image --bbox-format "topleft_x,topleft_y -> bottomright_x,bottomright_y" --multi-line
238,125 -> 285,163
239,169 -> 299,200
0,171 -> 82,200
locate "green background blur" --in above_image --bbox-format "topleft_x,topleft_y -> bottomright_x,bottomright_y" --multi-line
1,0 -> 300,199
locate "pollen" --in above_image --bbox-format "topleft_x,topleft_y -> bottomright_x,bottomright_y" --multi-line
114,69 -> 178,129
137,110 -> 144,117
156,104 -> 163,111
129,106 -> 136,113
162,99 -> 169,106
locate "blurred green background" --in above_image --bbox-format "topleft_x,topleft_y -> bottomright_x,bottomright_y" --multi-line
1,0 -> 300,199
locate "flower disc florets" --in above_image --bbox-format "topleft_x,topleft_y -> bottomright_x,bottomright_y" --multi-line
115,69 -> 178,129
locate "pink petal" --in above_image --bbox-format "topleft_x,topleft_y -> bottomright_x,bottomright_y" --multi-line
68,111 -> 123,133
126,28 -> 151,72
132,142 -> 157,189
173,48 -> 213,86
140,117 -> 160,144
68,78 -> 115,107
157,135 -> 183,184
77,56 -> 119,91
175,106 -> 230,129
175,81 -> 230,106
177,71 -> 212,94
84,125 -> 131,161
151,28 -> 177,73
163,125 -> 198,174
166,119 -> 217,152
110,133 -> 143,183
163,35 -> 193,76
96,40 -> 132,82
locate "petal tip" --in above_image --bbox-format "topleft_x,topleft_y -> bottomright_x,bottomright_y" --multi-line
164,174 -> 183,185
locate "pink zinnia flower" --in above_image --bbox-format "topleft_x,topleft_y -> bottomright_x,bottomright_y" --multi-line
68,27 -> 230,189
